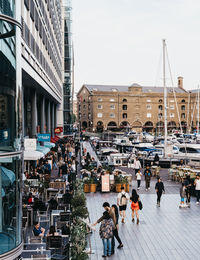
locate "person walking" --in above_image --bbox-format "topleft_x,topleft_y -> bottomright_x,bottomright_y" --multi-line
111,204 -> 123,249
155,177 -> 165,207
99,211 -> 115,258
179,183 -> 186,208
133,157 -> 142,175
93,202 -> 120,255
194,175 -> 200,205
184,175 -> 192,205
144,165 -> 152,191
130,189 -> 140,224
117,186 -> 129,223
136,170 -> 142,190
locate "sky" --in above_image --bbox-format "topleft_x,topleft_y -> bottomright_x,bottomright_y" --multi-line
73,0 -> 200,95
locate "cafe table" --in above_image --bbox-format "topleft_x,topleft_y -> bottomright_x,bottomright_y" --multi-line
51,209 -> 64,225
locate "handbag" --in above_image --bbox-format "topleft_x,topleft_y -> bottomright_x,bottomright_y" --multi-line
138,200 -> 143,210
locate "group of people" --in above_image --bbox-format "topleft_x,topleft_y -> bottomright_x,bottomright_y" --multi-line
92,186 -> 143,257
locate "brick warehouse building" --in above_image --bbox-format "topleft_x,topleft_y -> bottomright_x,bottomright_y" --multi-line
77,77 -> 200,133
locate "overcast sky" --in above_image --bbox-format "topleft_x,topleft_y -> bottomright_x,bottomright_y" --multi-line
73,0 -> 200,94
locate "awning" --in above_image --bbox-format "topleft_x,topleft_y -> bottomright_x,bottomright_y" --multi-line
51,136 -> 60,143
44,142 -> 55,148
36,145 -> 50,155
24,150 -> 44,161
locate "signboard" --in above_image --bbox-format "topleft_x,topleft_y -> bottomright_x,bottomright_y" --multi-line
37,133 -> 51,142
24,138 -> 37,151
54,127 -> 63,134
101,174 -> 110,192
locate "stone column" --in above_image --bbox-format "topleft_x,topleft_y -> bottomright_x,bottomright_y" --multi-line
51,103 -> 55,137
31,90 -> 37,137
41,96 -> 45,133
47,100 -> 51,134
54,104 -> 57,129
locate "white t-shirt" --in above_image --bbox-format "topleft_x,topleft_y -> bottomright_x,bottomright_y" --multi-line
134,160 -> 141,170
117,191 -> 130,206
195,179 -> 200,190
136,171 -> 142,180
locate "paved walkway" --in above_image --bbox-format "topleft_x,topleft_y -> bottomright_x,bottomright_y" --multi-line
83,141 -> 101,167
86,179 -> 200,260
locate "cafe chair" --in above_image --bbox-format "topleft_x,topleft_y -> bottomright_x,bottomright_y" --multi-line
31,254 -> 47,259
47,236 -> 62,254
60,212 -> 70,222
30,237 -> 42,243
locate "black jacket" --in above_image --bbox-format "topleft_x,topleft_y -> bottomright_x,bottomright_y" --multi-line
155,181 -> 165,193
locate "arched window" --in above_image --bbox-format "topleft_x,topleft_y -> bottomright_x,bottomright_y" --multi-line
158,105 -> 163,110
181,105 -> 185,111
123,99 -> 127,102
181,113 -> 185,119
159,99 -> 163,103
122,105 -> 127,110
123,113 -> 127,118
181,99 -> 185,103
158,113 -> 162,119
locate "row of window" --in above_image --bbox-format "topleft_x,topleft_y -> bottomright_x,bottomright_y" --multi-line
96,113 -> 186,119
97,98 -> 186,103
96,104 -> 186,111
22,19 -> 62,95
24,0 -> 62,75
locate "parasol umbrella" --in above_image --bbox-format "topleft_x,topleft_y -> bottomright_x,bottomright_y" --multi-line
0,166 -> 16,187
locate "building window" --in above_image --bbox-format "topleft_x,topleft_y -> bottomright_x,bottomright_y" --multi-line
123,113 -> 127,118
159,99 -> 163,103
158,105 -> 163,110
146,105 -> 151,110
147,113 -> 151,118
181,105 -> 185,111
97,113 -> 102,118
181,99 -> 185,103
122,105 -> 127,110
147,99 -> 151,102
110,104 -> 115,109
181,113 -> 185,119
170,105 -> 174,110
110,98 -> 115,102
83,105 -> 86,109
98,98 -> 102,102
110,113 -> 115,118
111,88 -> 117,92
123,99 -> 127,102
97,104 -> 102,109
170,113 -> 174,118
158,113 -> 162,119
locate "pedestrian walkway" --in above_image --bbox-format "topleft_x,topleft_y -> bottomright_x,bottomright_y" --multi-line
83,141 -> 101,167
86,181 -> 200,260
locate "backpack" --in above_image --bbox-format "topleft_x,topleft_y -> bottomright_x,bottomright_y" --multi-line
120,193 -> 127,205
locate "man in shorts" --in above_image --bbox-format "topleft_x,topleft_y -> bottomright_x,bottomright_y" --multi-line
117,186 -> 129,223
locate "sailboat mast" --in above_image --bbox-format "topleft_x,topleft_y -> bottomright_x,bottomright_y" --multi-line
163,39 -> 167,158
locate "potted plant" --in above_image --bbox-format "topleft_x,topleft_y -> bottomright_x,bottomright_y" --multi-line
83,178 -> 90,193
90,177 -> 97,193
115,175 -> 129,192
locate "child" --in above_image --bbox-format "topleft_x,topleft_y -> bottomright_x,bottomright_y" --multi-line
136,170 -> 142,190
179,183 -> 186,208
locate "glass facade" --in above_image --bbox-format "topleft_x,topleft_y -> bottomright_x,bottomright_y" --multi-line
63,1 -> 73,135
0,0 -> 22,257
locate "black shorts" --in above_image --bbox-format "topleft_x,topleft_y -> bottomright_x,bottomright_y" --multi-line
119,205 -> 127,211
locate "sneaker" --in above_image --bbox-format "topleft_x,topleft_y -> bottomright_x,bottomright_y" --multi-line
146,189 -> 148,191
196,202 -> 199,205
137,219 -> 139,224
117,244 -> 123,249
148,187 -> 150,190
132,218 -> 134,222
102,255 -> 107,258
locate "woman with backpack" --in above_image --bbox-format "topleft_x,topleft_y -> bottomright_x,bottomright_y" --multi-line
130,189 -> 140,224
117,186 -> 129,223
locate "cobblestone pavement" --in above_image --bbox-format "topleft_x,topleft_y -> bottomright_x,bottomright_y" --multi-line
86,174 -> 200,260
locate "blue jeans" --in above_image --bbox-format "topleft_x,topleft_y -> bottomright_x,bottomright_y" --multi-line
102,238 -> 112,256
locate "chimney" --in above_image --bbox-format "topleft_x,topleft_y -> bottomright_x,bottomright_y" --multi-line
178,76 -> 183,89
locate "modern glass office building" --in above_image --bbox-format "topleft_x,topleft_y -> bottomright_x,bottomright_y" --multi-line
63,0 -> 74,135
0,0 -> 23,259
